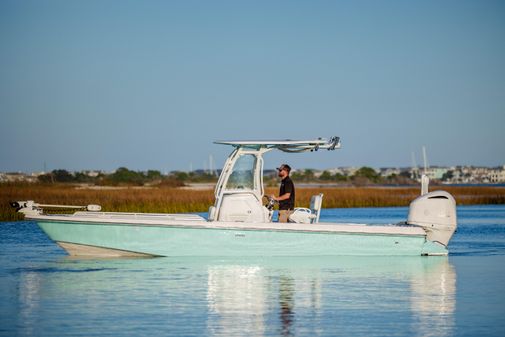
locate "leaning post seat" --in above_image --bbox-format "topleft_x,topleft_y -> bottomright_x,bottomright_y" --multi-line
288,193 -> 324,224
310,193 -> 324,223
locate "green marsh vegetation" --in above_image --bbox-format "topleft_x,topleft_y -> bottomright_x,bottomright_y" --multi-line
1,183 -> 504,222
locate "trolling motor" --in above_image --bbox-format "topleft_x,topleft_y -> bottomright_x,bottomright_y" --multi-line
10,200 -> 102,217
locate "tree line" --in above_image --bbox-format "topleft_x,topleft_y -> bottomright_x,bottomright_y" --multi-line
36,166 -> 417,186
37,168 -> 217,186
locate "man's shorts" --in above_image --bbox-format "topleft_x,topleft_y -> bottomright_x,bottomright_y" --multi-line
279,210 -> 293,223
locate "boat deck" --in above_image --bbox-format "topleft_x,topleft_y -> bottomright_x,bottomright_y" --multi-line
72,211 -> 206,222
28,212 -> 427,237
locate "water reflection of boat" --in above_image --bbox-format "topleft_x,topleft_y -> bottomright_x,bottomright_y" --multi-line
13,138 -> 457,257
410,258 -> 456,337
15,256 -> 455,336
203,257 -> 456,337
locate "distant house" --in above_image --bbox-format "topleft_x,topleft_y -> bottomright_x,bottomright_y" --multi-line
488,166 -> 505,183
424,167 -> 448,180
380,168 -> 400,178
0,172 -> 37,183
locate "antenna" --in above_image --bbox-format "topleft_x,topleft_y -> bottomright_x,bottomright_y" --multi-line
209,154 -> 214,176
421,146 -> 430,195
422,146 -> 429,174
411,151 -> 418,180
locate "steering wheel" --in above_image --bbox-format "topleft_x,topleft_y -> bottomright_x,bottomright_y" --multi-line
263,195 -> 276,211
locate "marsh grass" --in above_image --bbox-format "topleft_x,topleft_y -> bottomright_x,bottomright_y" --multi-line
292,186 -> 505,208
0,183 -> 214,221
1,183 -> 504,221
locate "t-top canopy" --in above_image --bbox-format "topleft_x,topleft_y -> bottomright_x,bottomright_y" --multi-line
214,137 -> 341,153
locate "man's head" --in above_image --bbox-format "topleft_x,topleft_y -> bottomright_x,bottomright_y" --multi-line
276,164 -> 291,178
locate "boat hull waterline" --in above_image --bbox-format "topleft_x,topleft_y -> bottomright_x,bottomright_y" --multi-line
35,219 -> 447,257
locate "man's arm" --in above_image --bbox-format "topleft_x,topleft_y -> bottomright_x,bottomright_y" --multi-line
272,192 -> 291,202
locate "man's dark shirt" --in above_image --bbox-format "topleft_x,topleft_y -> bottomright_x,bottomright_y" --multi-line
279,176 -> 295,210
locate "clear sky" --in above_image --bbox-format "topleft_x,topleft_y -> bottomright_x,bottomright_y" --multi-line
1,0 -> 504,173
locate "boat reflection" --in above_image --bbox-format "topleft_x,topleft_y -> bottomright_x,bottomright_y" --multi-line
410,258 -> 456,337
204,257 -> 456,337
16,256 -> 455,337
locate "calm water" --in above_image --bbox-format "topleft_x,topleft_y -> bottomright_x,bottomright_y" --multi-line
1,205 -> 504,337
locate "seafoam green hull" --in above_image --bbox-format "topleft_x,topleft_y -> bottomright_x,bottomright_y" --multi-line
36,220 -> 446,257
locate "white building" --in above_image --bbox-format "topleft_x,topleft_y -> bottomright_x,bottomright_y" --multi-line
488,166 -> 505,183
424,167 -> 448,180
380,168 -> 401,177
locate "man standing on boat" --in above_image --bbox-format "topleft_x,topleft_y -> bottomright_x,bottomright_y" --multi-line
272,164 -> 296,223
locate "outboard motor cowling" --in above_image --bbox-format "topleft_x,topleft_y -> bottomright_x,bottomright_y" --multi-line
408,191 -> 457,247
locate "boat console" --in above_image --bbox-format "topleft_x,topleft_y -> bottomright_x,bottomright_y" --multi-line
211,138 -> 340,223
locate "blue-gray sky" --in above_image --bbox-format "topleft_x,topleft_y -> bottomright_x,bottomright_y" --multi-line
1,0 -> 504,173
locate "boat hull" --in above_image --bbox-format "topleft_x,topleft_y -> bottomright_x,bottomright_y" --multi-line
36,220 -> 445,257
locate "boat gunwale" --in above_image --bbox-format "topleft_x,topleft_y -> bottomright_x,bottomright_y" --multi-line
29,214 -> 427,237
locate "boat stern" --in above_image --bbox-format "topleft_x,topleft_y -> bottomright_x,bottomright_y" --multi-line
408,190 -> 457,248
